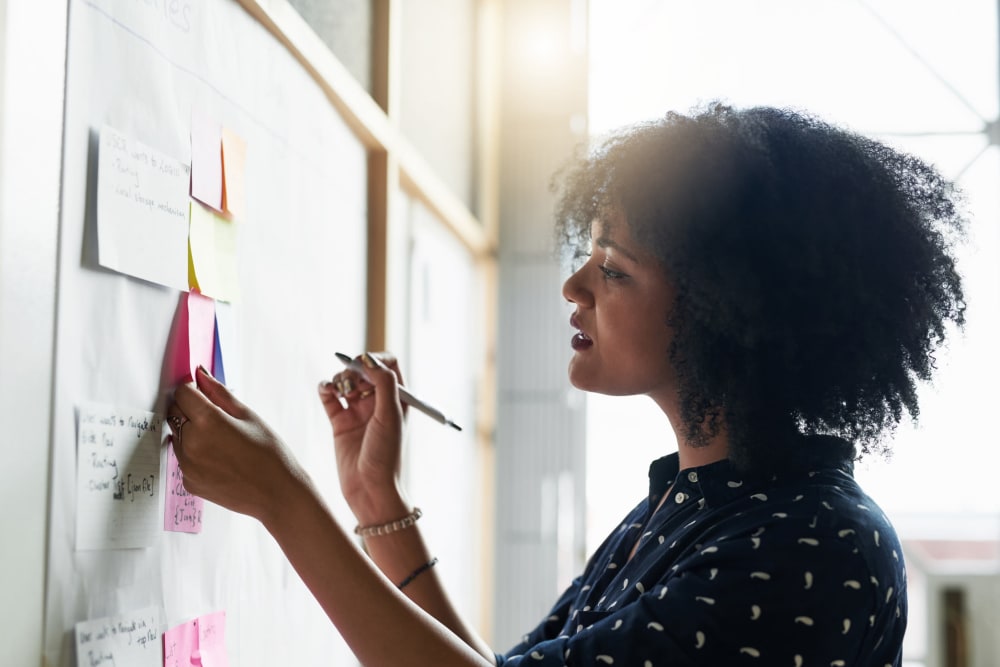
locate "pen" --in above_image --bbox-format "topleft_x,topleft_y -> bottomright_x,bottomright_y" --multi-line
334,352 -> 462,431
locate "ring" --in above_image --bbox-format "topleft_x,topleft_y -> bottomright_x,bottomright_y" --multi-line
167,415 -> 186,435
358,388 -> 375,399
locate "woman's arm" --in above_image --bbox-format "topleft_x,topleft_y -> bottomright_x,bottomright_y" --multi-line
170,366 -> 495,666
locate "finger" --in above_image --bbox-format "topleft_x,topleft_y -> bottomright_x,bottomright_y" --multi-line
367,352 -> 404,386
172,381 -> 218,425
360,352 -> 403,416
317,379 -> 349,420
194,364 -> 248,419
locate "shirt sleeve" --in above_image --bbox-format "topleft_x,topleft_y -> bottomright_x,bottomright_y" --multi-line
498,515 -> 889,666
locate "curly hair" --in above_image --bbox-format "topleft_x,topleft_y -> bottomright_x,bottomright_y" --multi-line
553,103 -> 967,475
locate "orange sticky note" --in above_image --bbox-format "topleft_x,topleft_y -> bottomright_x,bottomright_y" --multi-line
221,127 -> 247,221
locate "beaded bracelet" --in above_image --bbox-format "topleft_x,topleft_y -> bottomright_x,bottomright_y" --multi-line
397,557 -> 438,590
354,507 -> 422,537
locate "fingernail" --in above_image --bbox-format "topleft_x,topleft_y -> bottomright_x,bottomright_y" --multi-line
342,377 -> 355,395
361,352 -> 385,370
197,364 -> 211,376
334,379 -> 346,396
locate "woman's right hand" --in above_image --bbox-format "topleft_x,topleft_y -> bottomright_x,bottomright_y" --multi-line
317,352 -> 411,524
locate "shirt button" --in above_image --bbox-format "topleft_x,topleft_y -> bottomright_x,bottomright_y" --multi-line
687,471 -> 699,483
674,492 -> 688,504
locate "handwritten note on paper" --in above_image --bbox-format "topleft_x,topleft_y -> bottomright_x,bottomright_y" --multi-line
221,127 -> 247,220
164,612 -> 229,667
165,443 -> 203,533
75,403 -> 162,550
197,611 -> 230,667
74,606 -> 164,667
189,202 -> 240,302
97,125 -> 190,290
191,110 -> 223,211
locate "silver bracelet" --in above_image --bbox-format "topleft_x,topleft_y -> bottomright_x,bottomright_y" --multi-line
354,507 -> 422,537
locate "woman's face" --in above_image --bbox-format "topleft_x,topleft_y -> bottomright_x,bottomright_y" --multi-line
562,216 -> 677,401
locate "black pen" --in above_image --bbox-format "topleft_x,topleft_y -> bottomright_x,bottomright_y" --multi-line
335,352 -> 462,431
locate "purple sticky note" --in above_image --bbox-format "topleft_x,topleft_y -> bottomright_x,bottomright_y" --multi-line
163,618 -> 199,667
191,110 -> 223,211
165,443 -> 203,533
212,315 -> 226,384
197,611 -> 229,667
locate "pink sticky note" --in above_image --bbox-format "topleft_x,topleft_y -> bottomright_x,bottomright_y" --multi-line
187,291 -> 216,377
221,128 -> 247,221
191,110 -> 223,211
165,291 -> 217,386
197,611 -> 229,667
165,443 -> 203,533
163,618 -> 199,667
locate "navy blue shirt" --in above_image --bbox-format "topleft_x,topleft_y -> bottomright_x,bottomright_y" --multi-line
498,442 -> 906,666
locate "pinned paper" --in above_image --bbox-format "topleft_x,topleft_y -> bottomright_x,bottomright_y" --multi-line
213,301 -> 240,391
165,441 -> 203,533
96,125 -> 190,290
221,127 -> 247,220
197,611 -> 229,667
166,291 -> 217,386
190,110 -> 223,211
75,606 -> 164,667
189,202 -> 240,302
164,291 -> 214,533
75,403 -> 162,550
164,612 -> 229,667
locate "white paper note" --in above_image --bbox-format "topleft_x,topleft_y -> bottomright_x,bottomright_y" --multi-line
97,125 -> 191,290
75,606 -> 164,667
75,402 -> 162,550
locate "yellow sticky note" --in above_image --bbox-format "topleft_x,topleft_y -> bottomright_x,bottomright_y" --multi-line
221,127 -> 247,221
189,202 -> 240,302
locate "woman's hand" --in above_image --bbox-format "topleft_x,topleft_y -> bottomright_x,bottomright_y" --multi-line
317,352 -> 409,524
168,366 -> 308,526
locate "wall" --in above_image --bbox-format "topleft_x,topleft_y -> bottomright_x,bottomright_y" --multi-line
0,0 -> 66,665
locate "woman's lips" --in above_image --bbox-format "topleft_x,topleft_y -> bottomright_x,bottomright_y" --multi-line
569,314 -> 593,350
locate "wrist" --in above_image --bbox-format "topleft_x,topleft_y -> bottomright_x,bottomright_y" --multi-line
346,482 -> 412,527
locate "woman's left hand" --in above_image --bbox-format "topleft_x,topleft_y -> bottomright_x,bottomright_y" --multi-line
167,366 -> 308,525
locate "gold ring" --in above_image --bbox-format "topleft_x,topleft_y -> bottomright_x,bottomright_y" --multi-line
358,388 -> 375,399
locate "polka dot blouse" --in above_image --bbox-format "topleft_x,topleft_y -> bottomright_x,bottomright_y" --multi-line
497,442 -> 906,666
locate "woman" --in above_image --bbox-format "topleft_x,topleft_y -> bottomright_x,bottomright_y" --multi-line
168,103 -> 966,665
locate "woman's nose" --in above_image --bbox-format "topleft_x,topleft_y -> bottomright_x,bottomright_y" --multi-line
562,264 -> 593,307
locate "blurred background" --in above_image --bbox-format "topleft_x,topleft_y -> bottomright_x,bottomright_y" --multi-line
286,1 -> 1000,665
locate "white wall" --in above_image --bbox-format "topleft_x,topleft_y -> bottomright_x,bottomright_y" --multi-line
0,0 -> 67,665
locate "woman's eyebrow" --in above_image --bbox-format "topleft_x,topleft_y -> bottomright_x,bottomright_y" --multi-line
595,236 -> 640,262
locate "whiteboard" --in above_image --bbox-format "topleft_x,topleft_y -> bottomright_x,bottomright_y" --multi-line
45,0 -> 367,664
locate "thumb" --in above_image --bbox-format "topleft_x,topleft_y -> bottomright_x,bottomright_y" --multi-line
194,364 -> 248,419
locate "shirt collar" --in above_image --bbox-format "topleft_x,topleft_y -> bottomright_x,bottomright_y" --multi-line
647,435 -> 856,510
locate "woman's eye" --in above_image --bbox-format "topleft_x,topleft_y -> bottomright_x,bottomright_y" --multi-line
599,265 -> 627,280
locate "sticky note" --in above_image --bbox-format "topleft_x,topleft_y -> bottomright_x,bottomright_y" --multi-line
189,202 -> 240,302
163,618 -> 199,667
197,611 -> 230,667
221,127 -> 247,220
191,109 -> 223,211
96,125 -> 190,290
213,301 -> 240,391
166,291 -> 217,386
164,612 -> 229,667
165,441 -> 203,533
75,403 -> 162,550
75,606 -> 164,667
